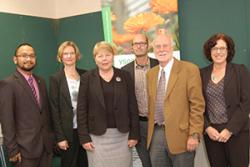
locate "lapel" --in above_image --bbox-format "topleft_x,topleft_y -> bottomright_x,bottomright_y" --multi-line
113,68 -> 122,107
223,63 -> 233,91
131,64 -> 135,82
150,58 -> 158,68
151,66 -> 160,102
165,59 -> 179,99
14,71 -> 41,110
203,64 -> 213,92
92,69 -> 106,109
60,69 -> 73,107
127,62 -> 135,82
33,74 -> 43,110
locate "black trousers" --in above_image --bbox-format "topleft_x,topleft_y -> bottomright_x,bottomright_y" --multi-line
13,148 -> 52,167
204,124 -> 249,167
61,129 -> 88,167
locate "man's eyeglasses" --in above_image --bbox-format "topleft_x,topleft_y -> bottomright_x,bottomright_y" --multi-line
132,42 -> 147,47
16,54 -> 36,59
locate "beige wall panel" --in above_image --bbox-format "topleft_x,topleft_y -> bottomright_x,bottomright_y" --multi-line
0,0 -> 101,18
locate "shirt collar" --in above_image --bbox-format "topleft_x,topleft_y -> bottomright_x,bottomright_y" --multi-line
17,68 -> 33,80
134,58 -> 150,69
159,58 -> 174,73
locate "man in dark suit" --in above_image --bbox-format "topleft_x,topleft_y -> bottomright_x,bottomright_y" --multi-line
0,43 -> 54,167
122,33 -> 158,167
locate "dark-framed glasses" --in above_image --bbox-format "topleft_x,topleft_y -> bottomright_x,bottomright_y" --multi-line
16,54 -> 36,59
132,42 -> 148,47
211,47 -> 227,53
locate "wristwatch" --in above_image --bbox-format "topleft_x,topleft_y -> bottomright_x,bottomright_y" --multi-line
190,133 -> 200,141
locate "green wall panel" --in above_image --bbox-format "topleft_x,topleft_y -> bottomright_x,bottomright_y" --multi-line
57,12 -> 104,71
178,0 -> 250,69
0,12 -> 57,81
0,12 -> 104,82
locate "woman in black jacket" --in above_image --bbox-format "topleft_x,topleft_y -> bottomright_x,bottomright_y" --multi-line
49,41 -> 88,167
200,33 -> 250,167
77,41 -> 140,167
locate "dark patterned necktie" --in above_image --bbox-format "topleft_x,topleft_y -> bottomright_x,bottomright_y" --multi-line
28,76 -> 39,105
154,69 -> 166,125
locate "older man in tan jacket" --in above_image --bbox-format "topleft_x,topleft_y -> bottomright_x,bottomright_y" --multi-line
146,33 -> 205,167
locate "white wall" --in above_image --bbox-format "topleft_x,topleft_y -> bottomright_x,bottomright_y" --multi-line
54,0 -> 101,18
0,0 -> 55,18
0,0 -> 101,18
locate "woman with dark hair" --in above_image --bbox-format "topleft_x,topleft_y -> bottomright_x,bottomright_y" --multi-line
200,33 -> 250,167
49,41 -> 88,167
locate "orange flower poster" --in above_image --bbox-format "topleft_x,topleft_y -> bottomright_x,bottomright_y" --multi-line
101,0 -> 179,67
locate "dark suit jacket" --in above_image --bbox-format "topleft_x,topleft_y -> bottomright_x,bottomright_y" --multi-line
77,68 -> 140,144
200,63 -> 250,135
49,68 -> 86,142
0,70 -> 54,158
122,57 -> 159,84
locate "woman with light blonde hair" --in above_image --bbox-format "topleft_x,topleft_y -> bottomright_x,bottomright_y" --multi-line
77,41 -> 140,167
49,41 -> 88,167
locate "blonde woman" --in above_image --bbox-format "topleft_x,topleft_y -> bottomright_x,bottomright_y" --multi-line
77,41 -> 140,167
49,41 -> 88,167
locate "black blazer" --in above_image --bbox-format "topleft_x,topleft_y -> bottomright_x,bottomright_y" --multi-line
0,70 -> 54,158
77,68 -> 140,144
49,68 -> 86,142
200,63 -> 250,135
122,57 -> 159,84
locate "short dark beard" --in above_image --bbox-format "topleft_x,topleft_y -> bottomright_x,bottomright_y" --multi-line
18,63 -> 36,72
22,66 -> 35,72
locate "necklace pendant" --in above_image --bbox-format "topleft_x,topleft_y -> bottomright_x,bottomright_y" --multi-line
211,74 -> 216,82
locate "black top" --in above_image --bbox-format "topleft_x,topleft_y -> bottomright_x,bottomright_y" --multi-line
100,73 -> 116,128
77,67 -> 140,144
